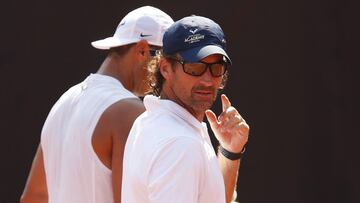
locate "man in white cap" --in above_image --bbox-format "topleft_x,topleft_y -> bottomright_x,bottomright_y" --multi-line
122,15 -> 249,203
20,6 -> 173,203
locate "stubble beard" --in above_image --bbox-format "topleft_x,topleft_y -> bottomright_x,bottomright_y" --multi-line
167,80 -> 220,120
189,87 -> 219,114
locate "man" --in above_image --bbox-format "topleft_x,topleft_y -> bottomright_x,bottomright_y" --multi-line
122,15 -> 250,203
20,6 -> 173,203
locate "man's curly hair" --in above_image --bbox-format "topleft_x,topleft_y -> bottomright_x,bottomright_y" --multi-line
146,53 -> 229,96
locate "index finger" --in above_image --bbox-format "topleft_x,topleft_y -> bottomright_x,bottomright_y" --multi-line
221,94 -> 232,112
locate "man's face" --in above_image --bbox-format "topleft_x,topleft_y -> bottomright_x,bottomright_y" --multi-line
166,54 -> 224,118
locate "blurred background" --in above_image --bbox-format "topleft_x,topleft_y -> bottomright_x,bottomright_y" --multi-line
1,0 -> 359,202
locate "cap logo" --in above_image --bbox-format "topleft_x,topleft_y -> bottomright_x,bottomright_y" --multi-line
184,34 -> 204,44
189,29 -> 198,34
140,33 -> 152,37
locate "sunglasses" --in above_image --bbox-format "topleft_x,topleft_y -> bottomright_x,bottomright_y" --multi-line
169,57 -> 228,77
149,46 -> 162,57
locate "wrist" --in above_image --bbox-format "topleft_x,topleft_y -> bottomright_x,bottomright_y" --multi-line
219,145 -> 246,161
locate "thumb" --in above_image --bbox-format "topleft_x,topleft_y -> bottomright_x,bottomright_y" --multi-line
205,110 -> 219,130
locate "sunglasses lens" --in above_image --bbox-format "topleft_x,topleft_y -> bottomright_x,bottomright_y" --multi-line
183,63 -> 207,76
176,58 -> 227,77
210,63 -> 226,77
149,49 -> 157,57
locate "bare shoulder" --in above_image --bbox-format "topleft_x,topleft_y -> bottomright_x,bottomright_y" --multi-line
101,97 -> 145,135
92,97 -> 145,141
91,97 -> 146,168
104,97 -> 145,121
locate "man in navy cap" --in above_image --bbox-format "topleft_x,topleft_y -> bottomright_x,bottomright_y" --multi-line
122,15 -> 250,203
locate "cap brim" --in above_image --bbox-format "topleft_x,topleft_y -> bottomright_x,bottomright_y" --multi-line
91,37 -> 139,50
179,45 -> 232,64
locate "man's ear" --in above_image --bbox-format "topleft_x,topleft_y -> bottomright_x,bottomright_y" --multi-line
134,40 -> 149,58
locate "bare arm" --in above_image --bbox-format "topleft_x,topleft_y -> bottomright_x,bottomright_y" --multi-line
92,98 -> 145,203
205,94 -> 249,203
111,99 -> 145,203
20,144 -> 48,203
217,150 -> 241,203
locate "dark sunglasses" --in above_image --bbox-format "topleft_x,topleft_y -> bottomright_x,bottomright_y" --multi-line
169,57 -> 228,77
149,46 -> 162,57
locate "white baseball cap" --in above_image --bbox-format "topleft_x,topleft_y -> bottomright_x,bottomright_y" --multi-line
91,6 -> 174,49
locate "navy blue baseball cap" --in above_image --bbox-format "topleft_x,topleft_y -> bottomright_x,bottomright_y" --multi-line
162,15 -> 231,64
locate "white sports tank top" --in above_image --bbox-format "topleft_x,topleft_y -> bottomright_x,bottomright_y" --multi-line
41,74 -> 137,203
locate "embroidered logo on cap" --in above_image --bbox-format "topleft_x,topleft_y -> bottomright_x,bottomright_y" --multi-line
189,29 -> 198,34
184,34 -> 204,44
140,33 -> 152,37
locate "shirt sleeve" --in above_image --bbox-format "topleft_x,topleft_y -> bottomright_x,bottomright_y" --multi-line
147,137 -> 205,203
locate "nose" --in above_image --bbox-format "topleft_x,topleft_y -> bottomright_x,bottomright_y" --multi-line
198,68 -> 214,86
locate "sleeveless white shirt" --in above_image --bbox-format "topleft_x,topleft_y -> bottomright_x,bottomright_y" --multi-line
41,74 -> 137,203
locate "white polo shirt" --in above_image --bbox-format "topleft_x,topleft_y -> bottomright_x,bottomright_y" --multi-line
122,95 -> 225,203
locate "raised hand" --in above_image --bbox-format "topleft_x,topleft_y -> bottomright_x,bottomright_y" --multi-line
205,94 -> 249,153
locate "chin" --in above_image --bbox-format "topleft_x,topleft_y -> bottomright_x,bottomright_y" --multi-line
192,101 -> 213,112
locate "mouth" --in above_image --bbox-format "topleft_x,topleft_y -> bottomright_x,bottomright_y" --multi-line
193,90 -> 213,99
